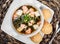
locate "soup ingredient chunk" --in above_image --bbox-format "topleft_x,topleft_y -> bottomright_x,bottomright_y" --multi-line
28,20 -> 35,26
29,8 -> 34,12
30,33 -> 42,43
42,9 -> 51,21
26,8 -> 34,14
17,24 -> 27,32
30,20 -> 35,24
13,10 -> 23,20
28,8 -> 35,17
41,21 -> 52,34
29,12 -> 35,17
16,10 -> 23,16
37,21 -> 41,26
13,14 -> 18,20
28,22 -> 32,26
22,6 -> 28,13
33,24 -> 39,29
34,11 -> 40,17
25,28 -> 32,34
17,27 -> 23,32
20,24 -> 27,29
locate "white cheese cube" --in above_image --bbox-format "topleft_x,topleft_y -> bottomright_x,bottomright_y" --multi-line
28,22 -> 33,26
33,24 -> 39,29
34,11 -> 40,17
16,10 -> 23,16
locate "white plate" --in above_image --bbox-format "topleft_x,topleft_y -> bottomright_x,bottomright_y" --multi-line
1,0 -> 54,44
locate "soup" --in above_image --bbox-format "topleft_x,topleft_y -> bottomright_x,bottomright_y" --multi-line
12,5 -> 41,34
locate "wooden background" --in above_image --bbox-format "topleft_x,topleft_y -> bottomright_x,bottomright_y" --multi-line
0,0 -> 60,44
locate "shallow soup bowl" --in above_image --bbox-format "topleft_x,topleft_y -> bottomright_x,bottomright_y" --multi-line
11,0 -> 44,37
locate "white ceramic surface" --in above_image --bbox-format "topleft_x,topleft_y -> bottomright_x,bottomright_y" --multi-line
1,0 -> 54,44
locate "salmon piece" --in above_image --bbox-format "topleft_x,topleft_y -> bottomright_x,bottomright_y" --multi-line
37,21 -> 41,26
13,14 -> 18,20
22,5 -> 28,13
25,28 -> 32,34
17,24 -> 27,32
28,8 -> 35,17
26,8 -> 34,14
20,24 -> 27,29
29,8 -> 34,12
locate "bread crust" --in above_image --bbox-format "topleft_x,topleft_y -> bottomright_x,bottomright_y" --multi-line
41,21 -> 52,34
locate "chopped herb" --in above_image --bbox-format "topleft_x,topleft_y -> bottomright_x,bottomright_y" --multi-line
22,14 -> 32,23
